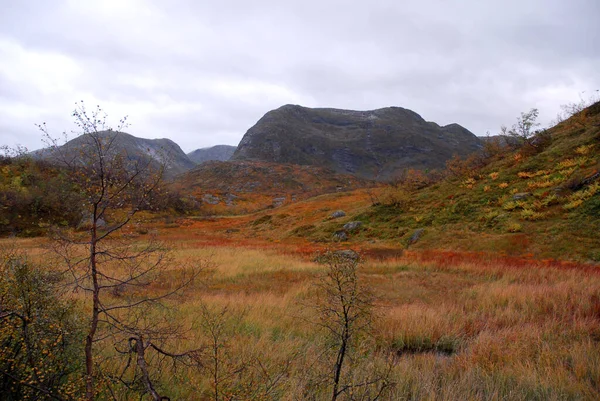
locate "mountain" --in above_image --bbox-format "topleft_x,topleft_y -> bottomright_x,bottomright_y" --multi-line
187,145 -> 236,164
232,105 -> 482,180
34,131 -> 196,178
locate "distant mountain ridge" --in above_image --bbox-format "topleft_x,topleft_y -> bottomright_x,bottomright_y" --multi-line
232,104 -> 482,180
187,145 -> 236,164
34,131 -> 196,178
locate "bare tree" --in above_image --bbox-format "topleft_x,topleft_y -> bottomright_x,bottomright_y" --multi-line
191,302 -> 295,400
38,102 -> 202,400
312,251 -> 392,401
501,108 -> 540,147
193,303 -> 249,401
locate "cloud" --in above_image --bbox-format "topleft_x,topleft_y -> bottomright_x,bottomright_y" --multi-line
1,0 -> 598,152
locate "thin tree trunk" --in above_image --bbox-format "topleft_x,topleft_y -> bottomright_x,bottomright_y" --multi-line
134,336 -> 164,401
331,332 -> 349,401
213,338 -> 219,401
85,214 -> 100,400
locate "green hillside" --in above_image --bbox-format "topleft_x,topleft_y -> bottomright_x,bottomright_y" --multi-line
288,102 -> 600,261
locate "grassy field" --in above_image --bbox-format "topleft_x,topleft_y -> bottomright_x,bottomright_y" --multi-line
4,230 -> 600,400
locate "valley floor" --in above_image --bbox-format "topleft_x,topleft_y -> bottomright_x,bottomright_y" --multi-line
4,223 -> 600,400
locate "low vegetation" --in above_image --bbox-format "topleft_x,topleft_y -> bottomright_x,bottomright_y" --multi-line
2,239 -> 600,399
1,101 -> 599,399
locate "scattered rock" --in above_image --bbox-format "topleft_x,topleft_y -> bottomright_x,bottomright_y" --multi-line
331,210 -> 346,218
202,193 -> 221,205
78,216 -> 106,230
343,221 -> 362,231
272,197 -> 286,207
225,228 -> 240,234
333,230 -> 348,241
225,193 -> 239,206
408,228 -> 425,244
512,192 -> 531,200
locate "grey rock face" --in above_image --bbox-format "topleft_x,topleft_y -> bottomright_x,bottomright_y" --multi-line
343,221 -> 363,231
331,210 -> 346,218
232,104 -> 481,181
33,131 -> 196,179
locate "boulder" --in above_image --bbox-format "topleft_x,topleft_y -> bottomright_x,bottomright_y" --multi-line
272,197 -> 286,207
333,230 -> 348,241
202,193 -> 220,205
78,215 -> 106,230
333,249 -> 359,261
343,221 -> 362,231
512,192 -> 531,200
408,228 -> 425,244
331,210 -> 346,218
225,193 -> 239,206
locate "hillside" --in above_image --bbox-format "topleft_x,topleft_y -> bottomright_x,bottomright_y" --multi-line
209,102 -> 600,261
173,160 -> 375,214
232,104 -> 482,180
187,145 -> 236,164
35,131 -> 196,178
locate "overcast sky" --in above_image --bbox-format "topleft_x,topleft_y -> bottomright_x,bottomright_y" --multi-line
1,0 -> 599,153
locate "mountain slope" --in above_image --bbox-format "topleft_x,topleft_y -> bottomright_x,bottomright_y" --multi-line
232,105 -> 482,180
173,160 -> 375,214
187,145 -> 236,164
35,131 -> 196,178
213,101 -> 600,261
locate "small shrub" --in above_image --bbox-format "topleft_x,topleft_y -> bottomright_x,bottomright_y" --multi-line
541,194 -> 559,207
558,167 -> 576,177
557,159 -> 577,170
564,199 -> 584,210
506,222 -> 522,232
575,144 -> 594,155
461,177 -> 476,189
481,210 -> 502,227
518,170 -> 550,179
527,178 -> 559,190
520,208 -> 545,221
576,156 -> 590,167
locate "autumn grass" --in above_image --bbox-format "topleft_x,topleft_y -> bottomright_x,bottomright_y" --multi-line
4,234 -> 600,400
137,243 -> 600,399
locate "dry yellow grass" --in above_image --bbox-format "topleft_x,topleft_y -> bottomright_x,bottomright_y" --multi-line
4,235 -> 600,400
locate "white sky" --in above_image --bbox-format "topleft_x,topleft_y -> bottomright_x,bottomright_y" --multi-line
1,0 -> 599,153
